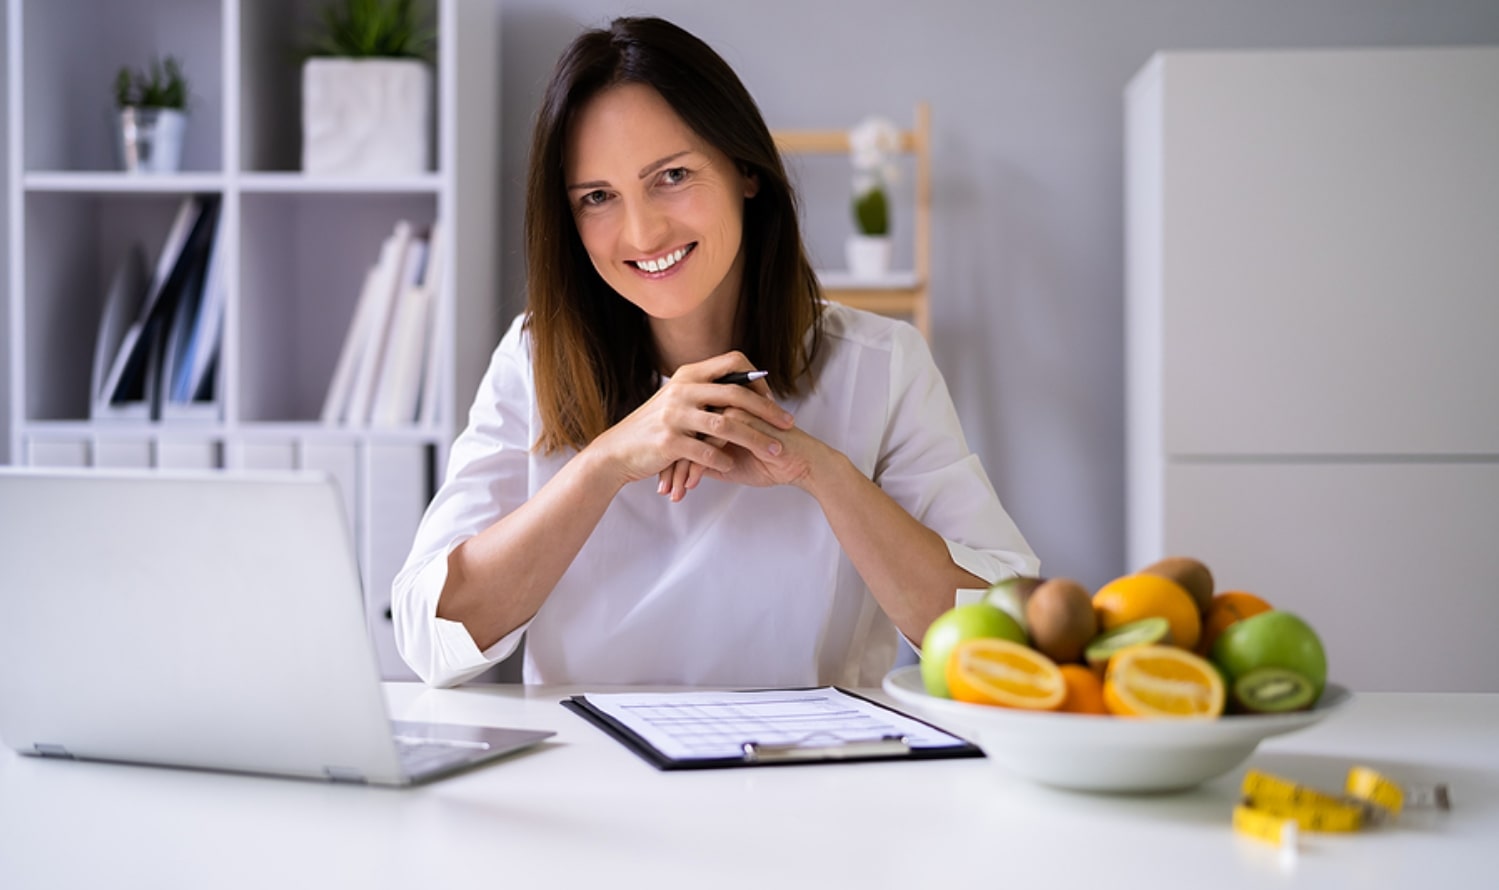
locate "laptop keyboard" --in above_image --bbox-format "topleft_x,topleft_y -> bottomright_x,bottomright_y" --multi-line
393,735 -> 492,775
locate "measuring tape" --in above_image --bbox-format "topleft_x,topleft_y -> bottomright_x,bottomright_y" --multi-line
1234,767 -> 1450,848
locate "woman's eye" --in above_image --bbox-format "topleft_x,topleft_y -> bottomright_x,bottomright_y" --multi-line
580,190 -> 609,207
661,167 -> 688,185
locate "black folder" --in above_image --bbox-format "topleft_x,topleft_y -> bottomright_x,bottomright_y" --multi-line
562,686 -> 983,771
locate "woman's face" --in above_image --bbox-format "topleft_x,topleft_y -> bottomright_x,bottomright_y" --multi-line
564,82 -> 758,326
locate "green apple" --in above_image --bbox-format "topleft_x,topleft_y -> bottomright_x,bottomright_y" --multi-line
920,603 -> 1027,698
1210,610 -> 1327,698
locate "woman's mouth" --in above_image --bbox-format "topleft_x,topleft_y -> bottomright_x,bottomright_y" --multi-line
628,244 -> 696,276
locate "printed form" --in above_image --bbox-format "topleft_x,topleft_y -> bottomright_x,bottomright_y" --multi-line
579,687 -> 968,761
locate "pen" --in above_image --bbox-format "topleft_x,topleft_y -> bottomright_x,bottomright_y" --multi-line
713,370 -> 768,386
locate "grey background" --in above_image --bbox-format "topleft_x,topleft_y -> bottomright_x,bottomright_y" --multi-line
4,1 -> 1499,590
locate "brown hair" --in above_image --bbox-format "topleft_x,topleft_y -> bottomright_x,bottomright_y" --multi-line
524,16 -> 823,453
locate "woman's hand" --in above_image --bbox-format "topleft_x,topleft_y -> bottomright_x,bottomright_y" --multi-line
588,352 -> 796,495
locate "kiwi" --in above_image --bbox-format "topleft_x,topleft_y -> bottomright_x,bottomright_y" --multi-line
1085,616 -> 1172,672
1024,578 -> 1097,664
1141,556 -> 1215,614
1232,667 -> 1317,713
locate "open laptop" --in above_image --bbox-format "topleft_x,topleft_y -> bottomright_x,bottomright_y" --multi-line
0,467 -> 553,785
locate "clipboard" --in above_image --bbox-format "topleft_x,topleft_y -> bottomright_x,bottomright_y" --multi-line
561,686 -> 983,771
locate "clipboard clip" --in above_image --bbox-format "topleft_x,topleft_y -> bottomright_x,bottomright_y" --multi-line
741,733 -> 911,764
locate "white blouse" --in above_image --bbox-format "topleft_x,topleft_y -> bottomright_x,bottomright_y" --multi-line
392,303 -> 1038,688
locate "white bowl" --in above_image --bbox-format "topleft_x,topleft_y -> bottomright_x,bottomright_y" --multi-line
882,664 -> 1353,793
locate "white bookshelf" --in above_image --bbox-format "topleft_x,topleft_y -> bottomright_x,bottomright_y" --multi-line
4,0 -> 502,679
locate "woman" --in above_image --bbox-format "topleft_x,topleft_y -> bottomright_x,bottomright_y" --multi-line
393,16 -> 1036,688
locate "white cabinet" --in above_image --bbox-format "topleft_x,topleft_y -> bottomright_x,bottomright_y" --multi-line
3,0 -> 502,679
1126,48 -> 1499,692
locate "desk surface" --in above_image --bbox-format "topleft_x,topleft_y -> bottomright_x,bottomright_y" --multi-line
2,683 -> 1495,888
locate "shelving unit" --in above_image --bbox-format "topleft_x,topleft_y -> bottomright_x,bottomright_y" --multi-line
4,0 -> 501,679
772,102 -> 931,337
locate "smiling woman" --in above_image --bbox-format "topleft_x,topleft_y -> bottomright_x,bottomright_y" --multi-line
389,16 -> 1039,689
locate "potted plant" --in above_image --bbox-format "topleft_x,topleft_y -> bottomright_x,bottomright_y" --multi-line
114,55 -> 190,174
846,115 -> 900,278
302,0 -> 436,176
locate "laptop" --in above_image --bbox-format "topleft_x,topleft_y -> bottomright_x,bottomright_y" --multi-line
0,467 -> 553,785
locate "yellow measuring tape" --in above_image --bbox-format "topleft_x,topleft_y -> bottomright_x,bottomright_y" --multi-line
1234,767 -> 1450,847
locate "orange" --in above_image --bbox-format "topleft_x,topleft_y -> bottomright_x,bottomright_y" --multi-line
1197,591 -> 1274,656
1092,573 -> 1202,651
1058,664 -> 1109,715
1103,645 -> 1225,719
946,638 -> 1067,711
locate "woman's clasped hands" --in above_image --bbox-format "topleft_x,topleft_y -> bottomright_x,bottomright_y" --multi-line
589,352 -> 822,502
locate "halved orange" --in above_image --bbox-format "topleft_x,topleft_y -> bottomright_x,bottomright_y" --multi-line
1103,645 -> 1225,719
946,638 -> 1067,711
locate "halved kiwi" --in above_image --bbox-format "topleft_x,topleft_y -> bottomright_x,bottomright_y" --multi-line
1232,667 -> 1317,713
1084,616 -> 1172,671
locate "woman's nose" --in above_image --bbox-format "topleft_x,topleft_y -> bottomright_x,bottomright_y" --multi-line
621,199 -> 670,254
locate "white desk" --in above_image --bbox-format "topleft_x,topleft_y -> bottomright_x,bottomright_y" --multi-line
1,684 -> 1495,888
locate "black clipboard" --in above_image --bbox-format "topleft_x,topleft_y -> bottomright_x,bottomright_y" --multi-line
561,687 -> 984,771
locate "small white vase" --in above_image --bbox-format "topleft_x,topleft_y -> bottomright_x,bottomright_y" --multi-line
117,107 -> 186,173
845,234 -> 893,279
302,58 -> 432,176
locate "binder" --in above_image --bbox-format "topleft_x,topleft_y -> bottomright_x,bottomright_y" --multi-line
561,686 -> 982,771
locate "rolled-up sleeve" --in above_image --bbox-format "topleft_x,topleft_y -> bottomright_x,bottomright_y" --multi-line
874,322 -> 1039,592
391,315 -> 536,687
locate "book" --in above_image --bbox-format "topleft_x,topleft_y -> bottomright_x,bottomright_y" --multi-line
95,196 -> 219,417
89,246 -> 149,420
371,223 -> 443,427
322,221 -> 415,426
171,210 -> 228,409
416,223 -> 448,428
348,228 -> 424,426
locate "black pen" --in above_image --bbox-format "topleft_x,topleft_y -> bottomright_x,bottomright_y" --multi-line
713,370 -> 768,386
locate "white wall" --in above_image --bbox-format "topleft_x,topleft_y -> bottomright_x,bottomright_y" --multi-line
5,1 -> 1499,589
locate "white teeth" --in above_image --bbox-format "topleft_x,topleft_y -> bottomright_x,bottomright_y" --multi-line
637,247 -> 687,274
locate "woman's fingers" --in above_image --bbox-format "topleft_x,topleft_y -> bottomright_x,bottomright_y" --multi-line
668,459 -> 691,502
693,407 -> 782,459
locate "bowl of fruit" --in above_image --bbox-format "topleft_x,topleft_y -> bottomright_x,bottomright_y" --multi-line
883,558 -> 1353,793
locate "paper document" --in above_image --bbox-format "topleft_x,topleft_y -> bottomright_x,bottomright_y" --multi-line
578,687 -> 966,762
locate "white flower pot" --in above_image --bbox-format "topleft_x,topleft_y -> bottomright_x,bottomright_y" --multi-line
117,107 -> 186,174
302,58 -> 432,176
845,234 -> 893,279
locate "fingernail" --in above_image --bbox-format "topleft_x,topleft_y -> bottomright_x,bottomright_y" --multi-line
657,479 -> 666,494
782,412 -> 794,425
767,441 -> 782,456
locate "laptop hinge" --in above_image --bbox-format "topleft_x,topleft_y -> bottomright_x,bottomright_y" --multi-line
323,766 -> 367,784
34,743 -> 74,759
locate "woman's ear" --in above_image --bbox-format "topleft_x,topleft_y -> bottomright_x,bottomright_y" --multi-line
739,164 -> 760,199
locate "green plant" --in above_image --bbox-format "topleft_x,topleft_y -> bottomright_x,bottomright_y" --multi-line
307,0 -> 435,60
853,186 -> 889,237
114,56 -> 189,110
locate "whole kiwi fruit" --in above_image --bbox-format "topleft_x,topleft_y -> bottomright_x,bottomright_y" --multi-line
1024,578 -> 1097,664
1140,556 -> 1214,614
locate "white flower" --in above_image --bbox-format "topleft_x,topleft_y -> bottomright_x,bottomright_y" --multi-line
849,115 -> 900,198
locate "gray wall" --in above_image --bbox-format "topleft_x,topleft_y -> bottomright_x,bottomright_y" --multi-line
494,0 -> 1499,589
4,2 -> 1498,590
